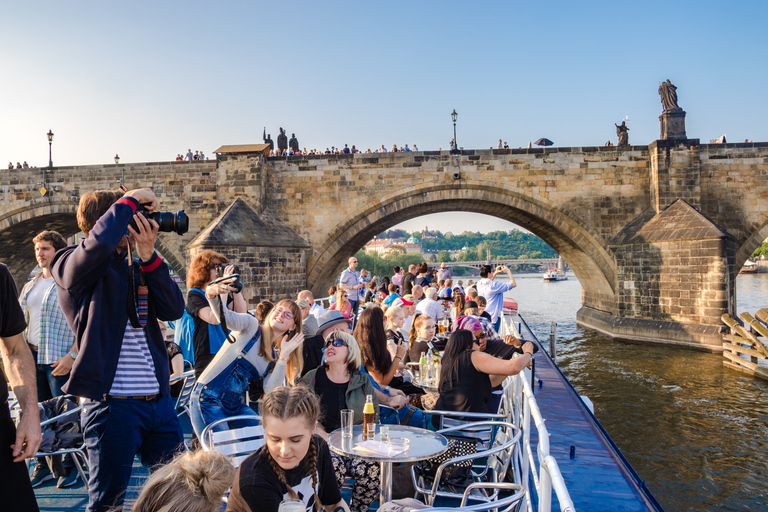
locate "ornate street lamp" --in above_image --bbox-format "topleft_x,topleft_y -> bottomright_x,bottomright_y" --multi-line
450,110 -> 458,154
114,154 -> 120,165
47,130 -> 54,167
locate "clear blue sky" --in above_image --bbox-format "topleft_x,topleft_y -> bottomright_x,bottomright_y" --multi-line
2,1 -> 765,233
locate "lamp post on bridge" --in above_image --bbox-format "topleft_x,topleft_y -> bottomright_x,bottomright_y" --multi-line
115,154 -> 127,191
450,109 -> 459,155
47,130 -> 54,168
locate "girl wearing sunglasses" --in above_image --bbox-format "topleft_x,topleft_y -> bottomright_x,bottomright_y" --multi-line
300,332 -> 380,512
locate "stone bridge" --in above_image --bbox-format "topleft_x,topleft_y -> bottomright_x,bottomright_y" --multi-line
1,140 -> 767,350
440,259 -> 563,271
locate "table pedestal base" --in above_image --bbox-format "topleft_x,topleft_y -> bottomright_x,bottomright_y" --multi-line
380,461 -> 392,505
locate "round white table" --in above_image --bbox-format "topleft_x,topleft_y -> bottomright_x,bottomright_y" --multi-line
328,425 -> 448,504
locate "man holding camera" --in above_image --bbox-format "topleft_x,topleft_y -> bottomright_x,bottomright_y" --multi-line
476,264 -> 517,333
51,188 -> 186,512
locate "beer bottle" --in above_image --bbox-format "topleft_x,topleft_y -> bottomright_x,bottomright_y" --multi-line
363,394 -> 375,440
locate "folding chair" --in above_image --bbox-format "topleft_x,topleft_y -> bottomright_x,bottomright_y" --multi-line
412,420 -> 521,506
200,414 -> 264,468
420,482 -> 526,512
170,369 -> 196,419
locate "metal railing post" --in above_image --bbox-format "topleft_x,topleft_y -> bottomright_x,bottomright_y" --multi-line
550,322 -> 557,363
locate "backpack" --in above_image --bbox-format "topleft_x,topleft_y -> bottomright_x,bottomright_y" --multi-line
167,287 -> 206,366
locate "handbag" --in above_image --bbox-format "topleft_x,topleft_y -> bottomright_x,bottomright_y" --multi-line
413,434 -> 479,488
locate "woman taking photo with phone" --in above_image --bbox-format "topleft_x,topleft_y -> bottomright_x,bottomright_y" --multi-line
189,276 -> 304,436
227,386 -> 349,512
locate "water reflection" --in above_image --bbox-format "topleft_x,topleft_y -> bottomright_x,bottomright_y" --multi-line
495,272 -> 768,512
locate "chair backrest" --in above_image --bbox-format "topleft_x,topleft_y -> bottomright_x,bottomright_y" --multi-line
173,370 -> 196,412
430,410 -> 506,450
200,415 -> 264,468
423,482 -> 526,512
486,421 -> 518,483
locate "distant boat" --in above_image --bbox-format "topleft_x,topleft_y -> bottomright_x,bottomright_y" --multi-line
544,255 -> 569,281
740,260 -> 759,274
543,268 -> 568,281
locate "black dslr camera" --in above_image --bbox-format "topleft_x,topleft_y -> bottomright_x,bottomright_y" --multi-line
129,204 -> 189,235
214,265 -> 243,294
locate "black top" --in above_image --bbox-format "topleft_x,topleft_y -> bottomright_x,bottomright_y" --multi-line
166,341 -> 183,397
227,435 -> 341,512
480,311 -> 493,322
436,351 -> 492,413
402,272 -> 415,295
186,290 -> 228,378
409,337 -> 432,364
301,334 -> 324,377
414,276 -> 430,288
312,367 -> 349,432
0,264 -> 26,405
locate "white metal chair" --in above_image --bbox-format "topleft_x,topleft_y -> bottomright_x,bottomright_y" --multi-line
171,369 -> 196,419
412,420 -> 521,506
200,414 -> 264,468
420,482 -> 526,512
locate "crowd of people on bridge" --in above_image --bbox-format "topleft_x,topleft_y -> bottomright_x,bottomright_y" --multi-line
0,186 -> 536,512
8,161 -> 31,169
176,149 -> 207,161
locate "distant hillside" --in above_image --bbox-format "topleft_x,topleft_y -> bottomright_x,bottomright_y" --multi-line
378,228 -> 557,261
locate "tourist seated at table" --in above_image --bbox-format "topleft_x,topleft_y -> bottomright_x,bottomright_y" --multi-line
450,292 -> 465,323
189,279 -> 304,436
408,312 -> 437,363
384,306 -> 407,361
437,278 -> 453,300
382,283 -> 401,306
355,307 -> 425,405
329,290 -> 353,319
414,262 -> 430,288
328,285 -> 338,306
394,295 -> 417,339
475,296 -> 493,323
363,279 -> 378,303
300,332 -> 381,512
130,449 -> 234,512
226,386 -> 350,512
434,323 -> 535,416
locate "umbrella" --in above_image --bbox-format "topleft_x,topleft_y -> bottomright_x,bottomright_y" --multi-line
534,138 -> 554,147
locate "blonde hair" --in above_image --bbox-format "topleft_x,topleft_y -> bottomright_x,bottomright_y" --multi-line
258,299 -> 303,383
409,313 -> 433,345
324,331 -> 362,374
384,306 -> 403,330
260,386 -> 321,511
130,450 -> 235,512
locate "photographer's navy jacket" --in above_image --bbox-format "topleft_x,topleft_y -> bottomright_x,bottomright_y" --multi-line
51,196 -> 185,401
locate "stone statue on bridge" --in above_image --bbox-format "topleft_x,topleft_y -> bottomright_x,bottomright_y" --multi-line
277,128 -> 288,155
615,121 -> 629,146
263,128 -> 274,151
658,79 -> 680,111
289,133 -> 299,154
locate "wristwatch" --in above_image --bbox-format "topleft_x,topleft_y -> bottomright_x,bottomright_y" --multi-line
68,350 -> 78,360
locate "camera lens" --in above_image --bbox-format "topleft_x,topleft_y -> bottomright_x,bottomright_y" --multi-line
146,210 -> 189,235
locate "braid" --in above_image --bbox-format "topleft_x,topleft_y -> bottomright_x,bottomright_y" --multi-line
262,444 -> 299,500
306,436 -> 321,512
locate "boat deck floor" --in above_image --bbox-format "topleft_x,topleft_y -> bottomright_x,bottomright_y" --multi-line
518,315 -> 663,512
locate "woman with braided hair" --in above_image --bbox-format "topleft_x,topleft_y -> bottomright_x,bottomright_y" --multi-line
226,386 -> 349,512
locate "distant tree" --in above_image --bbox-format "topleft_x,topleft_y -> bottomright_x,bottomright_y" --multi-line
437,250 -> 452,262
386,229 -> 408,239
751,242 -> 768,258
388,244 -> 406,256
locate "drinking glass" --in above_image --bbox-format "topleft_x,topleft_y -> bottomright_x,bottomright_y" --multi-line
278,498 -> 305,512
341,409 -> 354,438
379,425 -> 390,443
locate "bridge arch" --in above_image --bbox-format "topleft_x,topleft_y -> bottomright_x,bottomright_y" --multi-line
0,201 -> 187,287
306,183 -> 617,311
735,219 -> 768,272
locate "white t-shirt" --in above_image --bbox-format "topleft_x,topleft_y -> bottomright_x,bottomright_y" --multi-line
25,276 -> 54,347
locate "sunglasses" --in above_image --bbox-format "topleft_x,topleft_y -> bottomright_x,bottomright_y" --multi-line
476,332 -> 487,339
325,337 -> 348,348
273,307 -> 294,320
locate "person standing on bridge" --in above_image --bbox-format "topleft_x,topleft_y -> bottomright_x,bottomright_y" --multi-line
51,188 -> 186,512
476,264 -> 516,333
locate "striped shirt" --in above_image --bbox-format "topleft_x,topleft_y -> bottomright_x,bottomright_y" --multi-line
109,324 -> 160,396
19,274 -> 75,364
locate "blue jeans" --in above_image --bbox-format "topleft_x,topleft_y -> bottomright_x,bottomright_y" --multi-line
493,317 -> 502,334
30,348 -> 69,401
189,335 -> 262,437
81,395 -> 184,512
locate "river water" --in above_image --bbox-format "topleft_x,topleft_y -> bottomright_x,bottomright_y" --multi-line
489,272 -> 768,512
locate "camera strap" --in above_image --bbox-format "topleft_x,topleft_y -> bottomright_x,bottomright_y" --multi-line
125,236 -> 148,329
219,299 -> 236,344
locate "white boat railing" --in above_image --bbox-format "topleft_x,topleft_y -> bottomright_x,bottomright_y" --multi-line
500,311 -> 575,512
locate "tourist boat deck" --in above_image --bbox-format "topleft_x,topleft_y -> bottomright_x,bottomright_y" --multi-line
507,310 -> 664,511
